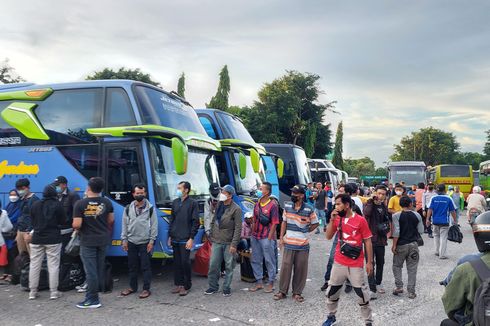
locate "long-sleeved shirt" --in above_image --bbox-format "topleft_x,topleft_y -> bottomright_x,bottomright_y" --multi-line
0,210 -> 13,247
169,197 -> 200,243
422,190 -> 437,209
466,193 -> 487,215
442,252 -> 490,325
209,201 -> 242,248
121,199 -> 158,245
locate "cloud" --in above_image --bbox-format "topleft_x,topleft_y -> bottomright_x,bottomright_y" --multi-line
1,0 -> 489,166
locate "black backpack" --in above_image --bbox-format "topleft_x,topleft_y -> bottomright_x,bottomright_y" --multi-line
448,225 -> 463,243
470,258 -> 490,326
58,262 -> 85,291
125,204 -> 154,217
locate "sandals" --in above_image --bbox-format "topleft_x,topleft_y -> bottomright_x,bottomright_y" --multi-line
249,284 -> 264,292
292,294 -> 305,303
139,290 -> 151,299
273,292 -> 287,301
120,288 -> 135,296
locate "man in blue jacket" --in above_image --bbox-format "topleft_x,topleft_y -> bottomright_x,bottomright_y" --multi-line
426,184 -> 457,259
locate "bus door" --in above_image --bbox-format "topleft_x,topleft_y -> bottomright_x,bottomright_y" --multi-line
102,142 -> 146,256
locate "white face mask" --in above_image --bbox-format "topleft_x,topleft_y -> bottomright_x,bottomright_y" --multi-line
9,196 -> 19,203
395,191 -> 403,196
218,193 -> 228,202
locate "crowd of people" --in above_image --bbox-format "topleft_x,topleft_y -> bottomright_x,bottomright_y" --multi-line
0,175 -> 489,325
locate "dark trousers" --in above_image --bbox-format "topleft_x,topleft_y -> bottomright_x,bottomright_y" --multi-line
366,245 -> 385,292
440,319 -> 459,326
80,245 -> 106,302
172,243 -> 191,290
128,242 -> 152,291
423,209 -> 433,236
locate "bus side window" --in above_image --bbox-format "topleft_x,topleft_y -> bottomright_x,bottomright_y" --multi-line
104,88 -> 136,127
105,145 -> 144,206
198,116 -> 218,139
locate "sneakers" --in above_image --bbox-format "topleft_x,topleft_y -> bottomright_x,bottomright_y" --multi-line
344,284 -> 353,293
321,281 -> 329,291
392,287 -> 404,296
204,288 -> 217,295
440,256 -> 448,260
29,290 -> 38,300
435,252 -> 440,257
322,315 -> 337,326
223,289 -> 232,297
77,282 -> 88,293
50,291 -> 62,300
76,298 -> 102,309
408,292 -> 417,299
370,291 -> 377,300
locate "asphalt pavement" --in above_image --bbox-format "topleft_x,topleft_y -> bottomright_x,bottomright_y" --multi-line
0,215 -> 478,326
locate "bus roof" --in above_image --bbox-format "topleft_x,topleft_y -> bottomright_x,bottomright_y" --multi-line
261,143 -> 305,150
388,161 -> 426,167
480,160 -> 490,167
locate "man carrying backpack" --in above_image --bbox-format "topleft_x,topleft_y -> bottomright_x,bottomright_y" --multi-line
441,211 -> 490,326
120,184 -> 158,299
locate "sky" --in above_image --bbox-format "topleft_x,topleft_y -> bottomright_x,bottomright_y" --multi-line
1,0 -> 489,166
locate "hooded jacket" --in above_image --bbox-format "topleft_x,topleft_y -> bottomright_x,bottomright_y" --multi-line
30,185 -> 65,245
121,199 -> 158,245
363,198 -> 389,246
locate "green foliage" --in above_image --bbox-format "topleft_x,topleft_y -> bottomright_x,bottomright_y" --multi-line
177,72 -> 185,98
243,71 -> 335,159
375,167 -> 388,177
86,67 -> 160,86
0,58 -> 25,84
332,122 -> 344,170
344,157 -> 376,178
484,130 -> 490,159
454,152 -> 486,170
391,127 -> 460,166
206,65 -> 230,111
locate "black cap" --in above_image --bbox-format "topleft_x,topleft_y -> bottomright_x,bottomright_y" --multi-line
209,182 -> 220,197
54,176 -> 68,185
291,185 -> 306,194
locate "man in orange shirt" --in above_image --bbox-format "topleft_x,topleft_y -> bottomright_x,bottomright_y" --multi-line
415,183 -> 425,217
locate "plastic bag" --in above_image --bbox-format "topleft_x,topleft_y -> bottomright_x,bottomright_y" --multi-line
193,241 -> 212,276
65,231 -> 80,257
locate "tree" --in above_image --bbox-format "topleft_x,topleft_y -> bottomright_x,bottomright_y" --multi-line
391,127 -> 460,166
244,71 -> 336,159
484,129 -> 490,160
177,72 -> 185,98
344,157 -> 376,178
375,167 -> 388,177
332,122 -> 344,170
206,65 -> 230,111
0,58 -> 25,84
454,152 -> 485,170
86,67 -> 160,86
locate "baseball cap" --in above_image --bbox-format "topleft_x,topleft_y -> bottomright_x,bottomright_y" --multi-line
291,184 -> 306,194
209,182 -> 220,197
221,184 -> 236,195
54,176 -> 68,185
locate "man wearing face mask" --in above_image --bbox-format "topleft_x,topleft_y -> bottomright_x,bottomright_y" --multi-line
15,178 -> 40,256
388,184 -> 405,215
169,181 -> 199,296
53,176 -> 81,252
274,185 -> 319,303
204,183 -> 221,237
205,185 -> 242,297
120,184 -> 158,299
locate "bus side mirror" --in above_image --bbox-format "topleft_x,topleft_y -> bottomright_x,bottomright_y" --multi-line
277,158 -> 284,179
172,137 -> 188,175
1,102 -> 50,140
238,152 -> 247,179
249,149 -> 260,173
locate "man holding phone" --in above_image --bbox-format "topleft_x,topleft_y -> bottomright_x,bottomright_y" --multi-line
323,194 -> 374,326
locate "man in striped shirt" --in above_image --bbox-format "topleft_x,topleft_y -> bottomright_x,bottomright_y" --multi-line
273,185 -> 319,303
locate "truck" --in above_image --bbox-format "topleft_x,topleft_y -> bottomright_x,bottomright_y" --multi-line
0,80 -> 222,258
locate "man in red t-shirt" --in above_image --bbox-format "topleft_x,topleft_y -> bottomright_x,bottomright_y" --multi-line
249,182 -> 280,293
323,194 -> 374,326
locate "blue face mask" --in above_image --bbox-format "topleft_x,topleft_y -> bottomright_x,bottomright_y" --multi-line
56,186 -> 62,194
176,189 -> 183,198
256,190 -> 263,198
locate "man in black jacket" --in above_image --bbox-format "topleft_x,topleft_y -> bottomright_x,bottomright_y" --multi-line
363,185 -> 389,299
54,176 -> 81,250
169,181 -> 199,296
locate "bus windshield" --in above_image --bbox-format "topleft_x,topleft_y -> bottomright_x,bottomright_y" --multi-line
294,147 -> 312,185
390,166 -> 426,185
216,112 -> 255,143
135,85 -> 207,135
149,140 -> 219,205
232,152 -> 266,195
440,165 -> 470,178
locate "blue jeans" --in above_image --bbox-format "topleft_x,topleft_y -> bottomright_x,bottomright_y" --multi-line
80,245 -> 106,301
207,243 -> 236,292
316,209 -> 326,227
251,237 -> 276,285
324,234 -> 338,281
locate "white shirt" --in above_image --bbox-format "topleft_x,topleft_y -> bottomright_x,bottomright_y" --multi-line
352,196 -> 364,213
